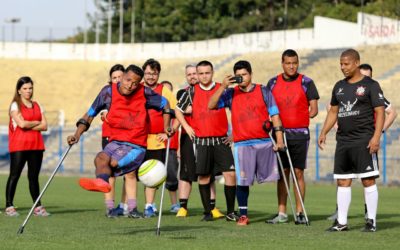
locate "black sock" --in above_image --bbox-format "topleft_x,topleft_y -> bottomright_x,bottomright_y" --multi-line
199,184 -> 211,214
237,185 -> 249,216
179,199 -> 188,209
364,203 -> 368,215
210,199 -> 216,210
224,185 -> 236,214
96,173 -> 110,183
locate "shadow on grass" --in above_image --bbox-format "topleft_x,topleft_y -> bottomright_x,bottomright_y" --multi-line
115,224 -> 214,238
14,206 -> 98,214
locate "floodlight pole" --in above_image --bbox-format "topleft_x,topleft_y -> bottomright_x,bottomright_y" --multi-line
119,0 -> 123,44
4,18 -> 21,42
131,0 -> 135,43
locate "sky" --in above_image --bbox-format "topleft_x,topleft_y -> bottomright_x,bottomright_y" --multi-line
0,0 -> 97,41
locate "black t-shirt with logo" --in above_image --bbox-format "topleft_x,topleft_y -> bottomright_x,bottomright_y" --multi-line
330,76 -> 385,143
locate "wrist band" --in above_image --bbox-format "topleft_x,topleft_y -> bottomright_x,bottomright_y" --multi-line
382,130 -> 385,134
76,118 -> 90,131
163,108 -> 175,118
273,126 -> 284,132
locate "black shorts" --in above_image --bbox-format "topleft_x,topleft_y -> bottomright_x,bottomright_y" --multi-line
166,149 -> 179,191
144,149 -> 166,162
278,139 -> 309,170
102,137 -> 109,150
195,142 -> 235,176
334,141 -> 379,179
179,133 -> 197,182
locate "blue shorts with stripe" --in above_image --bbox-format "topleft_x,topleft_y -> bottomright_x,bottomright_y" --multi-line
103,141 -> 146,177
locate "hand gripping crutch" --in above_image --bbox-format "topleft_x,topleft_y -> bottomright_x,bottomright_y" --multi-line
282,132 -> 310,226
263,121 -> 296,223
156,129 -> 172,236
17,145 -> 73,235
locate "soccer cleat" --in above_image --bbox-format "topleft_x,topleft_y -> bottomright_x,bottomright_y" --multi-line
226,212 -> 240,222
128,208 -> 143,219
176,207 -> 188,217
108,207 -> 124,218
5,206 -> 19,217
265,213 -> 288,224
327,219 -> 349,232
79,178 -> 111,193
34,206 -> 50,217
144,206 -> 156,218
211,207 -> 224,219
295,212 -> 308,225
151,203 -> 158,213
201,213 -> 213,221
327,210 -> 338,221
170,204 -> 180,213
237,215 -> 250,226
362,219 -> 376,232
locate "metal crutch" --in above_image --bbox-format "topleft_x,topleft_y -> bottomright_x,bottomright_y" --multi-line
17,145 -> 73,234
156,129 -> 172,236
282,132 -> 310,226
263,121 -> 297,223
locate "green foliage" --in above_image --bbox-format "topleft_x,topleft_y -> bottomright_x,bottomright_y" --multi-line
73,0 -> 400,43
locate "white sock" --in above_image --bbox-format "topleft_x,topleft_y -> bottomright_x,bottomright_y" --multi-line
364,184 -> 378,227
337,186 -> 351,225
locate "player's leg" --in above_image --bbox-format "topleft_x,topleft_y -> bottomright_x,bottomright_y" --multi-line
196,144 -> 213,221
144,149 -> 165,217
124,171 -> 142,218
215,143 -> 237,222
166,149 -> 179,213
210,177 -> 224,219
104,177 -> 116,217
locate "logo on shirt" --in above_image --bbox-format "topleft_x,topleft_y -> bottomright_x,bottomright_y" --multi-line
336,88 -> 344,95
338,99 -> 360,117
355,86 -> 366,96
378,93 -> 384,100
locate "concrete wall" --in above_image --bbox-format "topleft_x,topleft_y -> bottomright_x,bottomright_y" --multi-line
1,12 -> 399,61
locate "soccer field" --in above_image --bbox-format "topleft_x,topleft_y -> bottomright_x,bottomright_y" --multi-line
0,175 -> 399,250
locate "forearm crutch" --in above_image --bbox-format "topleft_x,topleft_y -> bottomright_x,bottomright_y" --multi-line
282,132 -> 310,226
17,145 -> 73,234
156,130 -> 171,236
264,123 -> 297,223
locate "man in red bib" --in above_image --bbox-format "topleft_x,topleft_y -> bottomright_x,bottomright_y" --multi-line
266,49 -> 319,225
67,65 -> 172,218
175,61 -> 238,222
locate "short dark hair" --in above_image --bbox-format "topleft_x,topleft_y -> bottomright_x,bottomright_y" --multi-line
341,49 -> 360,61
125,64 -> 144,78
282,49 -> 298,62
142,58 -> 161,72
109,64 -> 125,77
359,63 -> 373,72
196,60 -> 213,71
233,60 -> 252,74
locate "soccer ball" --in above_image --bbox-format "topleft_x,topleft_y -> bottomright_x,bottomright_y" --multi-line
138,159 -> 167,188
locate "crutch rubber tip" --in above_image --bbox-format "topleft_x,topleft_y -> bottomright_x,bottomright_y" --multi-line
156,228 -> 161,236
17,226 -> 24,235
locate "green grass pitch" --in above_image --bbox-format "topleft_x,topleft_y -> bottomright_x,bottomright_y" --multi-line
0,175 -> 399,250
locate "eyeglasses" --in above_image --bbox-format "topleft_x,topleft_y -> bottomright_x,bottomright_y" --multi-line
144,72 -> 159,77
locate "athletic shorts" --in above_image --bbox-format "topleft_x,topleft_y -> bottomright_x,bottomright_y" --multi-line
234,139 -> 279,186
334,141 -> 379,179
102,137 -> 109,150
165,149 -> 179,191
144,149 -> 166,162
195,142 -> 235,176
278,139 -> 309,170
179,133 -> 197,182
103,141 -> 146,177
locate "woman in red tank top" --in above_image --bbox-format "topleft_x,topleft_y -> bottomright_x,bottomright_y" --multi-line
5,76 -> 49,217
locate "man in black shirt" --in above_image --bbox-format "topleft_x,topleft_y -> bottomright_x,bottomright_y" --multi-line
318,49 -> 385,232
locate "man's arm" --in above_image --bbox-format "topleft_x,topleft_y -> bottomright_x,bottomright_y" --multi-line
368,106 -> 385,153
67,114 -> 94,145
208,75 -> 232,110
309,99 -> 318,118
318,105 -> 339,150
383,105 -> 397,131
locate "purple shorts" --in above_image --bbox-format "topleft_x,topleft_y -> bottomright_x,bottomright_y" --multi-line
233,139 -> 279,186
103,141 -> 146,177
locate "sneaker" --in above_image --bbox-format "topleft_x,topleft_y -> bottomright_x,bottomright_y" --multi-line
151,203 -> 158,213
201,213 -> 213,221
327,219 -> 348,232
327,210 -> 338,221
144,206 -> 156,218
34,206 -> 50,217
295,212 -> 308,225
237,215 -> 249,226
362,219 -> 376,232
170,204 -> 180,213
128,208 -> 143,219
226,212 -> 240,222
109,207 -> 124,218
211,207 -> 224,219
176,207 -> 188,217
79,178 -> 111,193
265,213 -> 288,224
5,206 -> 19,217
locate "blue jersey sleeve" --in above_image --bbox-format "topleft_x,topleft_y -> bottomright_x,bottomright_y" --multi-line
261,85 -> 279,116
144,86 -> 166,111
87,85 -> 112,117
217,88 -> 234,109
